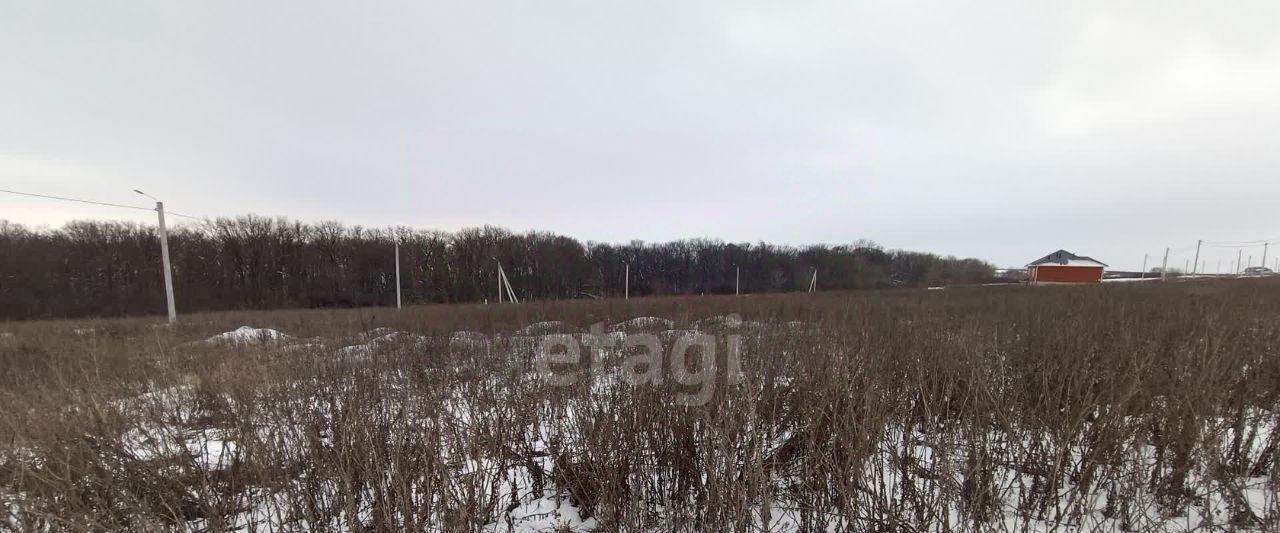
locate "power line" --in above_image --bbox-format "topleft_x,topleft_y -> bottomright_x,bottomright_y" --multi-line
1,188 -> 153,211
0,188 -> 206,222
167,211 -> 206,222
1206,239 -> 1280,244
1203,241 -> 1279,249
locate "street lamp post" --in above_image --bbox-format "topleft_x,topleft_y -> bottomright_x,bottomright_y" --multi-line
395,240 -> 402,310
134,189 -> 177,323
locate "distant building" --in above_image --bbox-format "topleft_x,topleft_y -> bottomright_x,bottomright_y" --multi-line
1026,250 -> 1107,283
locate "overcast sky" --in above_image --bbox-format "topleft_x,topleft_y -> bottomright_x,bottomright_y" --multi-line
3,1 -> 1279,270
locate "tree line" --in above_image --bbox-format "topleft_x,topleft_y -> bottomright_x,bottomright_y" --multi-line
0,216 -> 995,319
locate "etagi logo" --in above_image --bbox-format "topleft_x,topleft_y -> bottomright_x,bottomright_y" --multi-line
534,324 -> 745,407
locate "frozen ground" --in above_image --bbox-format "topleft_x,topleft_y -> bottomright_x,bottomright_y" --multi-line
1,315 -> 1276,532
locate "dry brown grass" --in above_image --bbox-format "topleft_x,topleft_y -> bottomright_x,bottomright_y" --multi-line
1,279 -> 1278,531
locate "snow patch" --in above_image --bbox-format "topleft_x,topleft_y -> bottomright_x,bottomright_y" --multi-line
337,331 -> 431,357
518,321 -> 575,335
203,326 -> 293,347
612,317 -> 674,331
450,330 -> 491,351
696,314 -> 760,330
483,495 -> 599,532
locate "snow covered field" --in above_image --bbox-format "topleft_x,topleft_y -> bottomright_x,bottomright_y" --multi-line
1,284 -> 1278,531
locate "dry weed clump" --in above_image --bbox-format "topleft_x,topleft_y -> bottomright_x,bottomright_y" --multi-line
0,279 -> 1277,531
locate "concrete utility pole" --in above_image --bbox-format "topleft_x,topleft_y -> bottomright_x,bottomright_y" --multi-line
735,266 -> 740,296
1262,243 -> 1269,274
394,241 -> 402,310
1141,254 -> 1148,279
1237,249 -> 1243,274
508,268 -> 515,302
497,262 -> 518,303
624,262 -> 629,300
809,268 -> 818,293
1192,240 -> 1201,274
134,190 -> 176,323
1161,248 -> 1170,280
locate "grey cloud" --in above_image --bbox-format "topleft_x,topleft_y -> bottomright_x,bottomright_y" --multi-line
2,0 -> 1278,270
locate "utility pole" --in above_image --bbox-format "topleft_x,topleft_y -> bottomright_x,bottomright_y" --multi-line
1192,240 -> 1201,274
497,262 -> 518,303
735,266 -> 740,296
134,190 -> 176,323
394,240 -> 402,310
809,268 -> 818,293
508,267 -> 515,302
1217,258 -> 1222,274
1161,248 -> 1169,280
497,262 -> 503,303
624,262 -> 629,300
1237,249 -> 1243,275
1141,254 -> 1147,279
1262,243 -> 1269,274
1184,259 -> 1189,273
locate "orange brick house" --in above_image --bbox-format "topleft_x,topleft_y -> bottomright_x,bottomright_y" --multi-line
1026,250 -> 1107,283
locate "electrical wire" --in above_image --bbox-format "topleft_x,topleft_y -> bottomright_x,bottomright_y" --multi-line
0,188 -> 206,221
1,188 -> 153,211
1203,239 -> 1280,247
1203,243 -> 1274,249
167,211 -> 207,222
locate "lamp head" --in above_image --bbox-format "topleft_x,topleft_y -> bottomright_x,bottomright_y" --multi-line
132,189 -> 159,203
